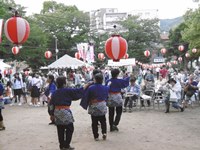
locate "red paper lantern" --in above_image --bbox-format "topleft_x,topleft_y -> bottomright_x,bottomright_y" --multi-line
3,70 -> 8,75
4,17 -> 30,45
178,45 -> 184,51
173,60 -> 178,65
75,52 -> 81,59
24,71 -> 29,76
167,62 -> 171,67
161,48 -> 167,54
185,52 -> 190,58
192,48 -> 197,53
12,46 -> 20,55
178,57 -> 182,62
44,51 -> 52,59
8,69 -> 12,74
144,50 -> 150,57
124,53 -> 129,59
105,34 -> 128,61
98,53 -> 105,60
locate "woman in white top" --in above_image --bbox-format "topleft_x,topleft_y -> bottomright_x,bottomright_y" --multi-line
12,73 -> 23,105
164,78 -> 184,113
30,74 -> 41,106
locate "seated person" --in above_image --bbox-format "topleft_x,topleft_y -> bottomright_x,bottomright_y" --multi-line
145,69 -> 155,83
123,77 -> 140,112
141,80 -> 154,107
3,81 -> 12,105
164,78 -> 184,113
154,75 -> 167,102
155,75 -> 167,92
183,76 -> 198,107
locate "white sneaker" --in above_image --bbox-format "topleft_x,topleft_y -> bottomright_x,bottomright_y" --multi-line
18,103 -> 22,106
29,102 -> 33,106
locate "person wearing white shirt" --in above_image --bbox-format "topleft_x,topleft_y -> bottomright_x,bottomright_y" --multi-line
30,74 -> 41,106
156,67 -> 160,80
12,73 -> 23,105
164,78 -> 184,113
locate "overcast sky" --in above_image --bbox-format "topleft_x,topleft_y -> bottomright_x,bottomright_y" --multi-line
14,0 -> 199,19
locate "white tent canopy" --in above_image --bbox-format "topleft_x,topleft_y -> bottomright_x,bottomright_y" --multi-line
48,54 -> 86,69
107,58 -> 135,67
0,59 -> 11,73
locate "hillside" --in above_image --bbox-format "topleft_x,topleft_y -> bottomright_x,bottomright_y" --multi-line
160,17 -> 183,32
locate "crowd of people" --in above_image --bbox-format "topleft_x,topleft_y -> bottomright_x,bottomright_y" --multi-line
0,65 -> 200,150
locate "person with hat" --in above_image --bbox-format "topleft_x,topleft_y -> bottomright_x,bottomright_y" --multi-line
164,78 -> 184,113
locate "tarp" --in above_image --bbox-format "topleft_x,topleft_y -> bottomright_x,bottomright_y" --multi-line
107,58 -> 135,67
0,59 -> 11,70
48,54 -> 86,69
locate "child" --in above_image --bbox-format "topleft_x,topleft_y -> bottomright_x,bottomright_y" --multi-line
84,73 -> 109,141
4,81 -> 13,105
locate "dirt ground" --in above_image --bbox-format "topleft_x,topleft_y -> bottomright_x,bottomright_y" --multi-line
1,98 -> 200,150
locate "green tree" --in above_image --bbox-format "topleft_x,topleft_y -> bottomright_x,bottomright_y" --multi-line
165,22 -> 189,70
120,15 -> 160,63
34,1 -> 90,58
0,0 -> 28,59
182,8 -> 200,63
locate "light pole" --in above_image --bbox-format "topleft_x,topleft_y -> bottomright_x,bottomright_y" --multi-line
53,35 -> 59,60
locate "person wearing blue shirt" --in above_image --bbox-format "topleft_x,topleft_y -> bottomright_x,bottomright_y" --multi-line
85,73 -> 109,141
123,77 -> 140,112
44,74 -> 57,125
105,68 -> 130,132
49,76 -> 90,150
0,73 -> 5,131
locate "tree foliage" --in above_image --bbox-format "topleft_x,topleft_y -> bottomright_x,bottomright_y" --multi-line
182,8 -> 200,58
0,0 -> 90,70
120,15 -> 160,63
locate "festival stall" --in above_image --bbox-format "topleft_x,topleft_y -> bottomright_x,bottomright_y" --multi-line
47,54 -> 87,69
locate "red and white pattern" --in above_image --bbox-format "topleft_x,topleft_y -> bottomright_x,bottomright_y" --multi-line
173,60 -> 178,65
98,53 -> 105,60
44,51 -> 52,59
185,52 -> 190,58
0,19 -> 3,43
8,69 -> 12,75
160,48 -> 167,54
192,48 -> 197,53
178,57 -> 182,62
24,71 -> 29,76
144,50 -> 150,57
75,52 -> 81,59
4,17 -> 30,45
3,70 -> 8,75
167,62 -> 171,67
124,53 -> 129,59
105,35 -> 128,61
178,45 -> 184,51
12,46 -> 20,55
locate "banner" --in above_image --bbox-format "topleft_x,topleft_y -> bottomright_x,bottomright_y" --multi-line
0,19 -> 3,43
89,45 -> 95,63
77,43 -> 94,63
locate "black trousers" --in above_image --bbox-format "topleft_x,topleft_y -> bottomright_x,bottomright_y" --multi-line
56,123 -> 74,149
91,115 -> 107,139
0,109 -> 3,121
109,106 -> 122,128
124,95 -> 138,108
